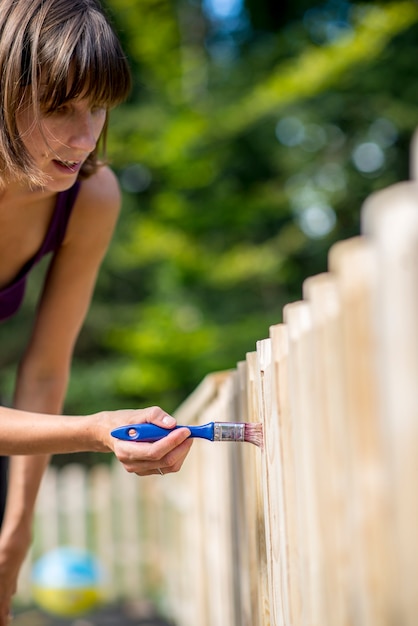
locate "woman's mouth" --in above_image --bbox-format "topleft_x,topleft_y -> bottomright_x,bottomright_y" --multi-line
52,159 -> 82,174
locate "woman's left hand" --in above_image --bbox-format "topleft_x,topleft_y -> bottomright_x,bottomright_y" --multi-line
0,527 -> 32,626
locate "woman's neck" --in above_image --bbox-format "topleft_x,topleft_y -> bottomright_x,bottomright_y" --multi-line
0,179 -> 54,208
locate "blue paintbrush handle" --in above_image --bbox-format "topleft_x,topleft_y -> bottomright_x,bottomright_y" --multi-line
111,422 -> 215,443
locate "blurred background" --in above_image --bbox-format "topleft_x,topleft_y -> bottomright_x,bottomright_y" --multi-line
1,0 -> 417,465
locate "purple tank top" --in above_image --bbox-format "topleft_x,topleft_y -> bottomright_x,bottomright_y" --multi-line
0,181 -> 81,322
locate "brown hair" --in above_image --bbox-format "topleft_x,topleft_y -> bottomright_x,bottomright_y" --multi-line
0,0 -> 131,187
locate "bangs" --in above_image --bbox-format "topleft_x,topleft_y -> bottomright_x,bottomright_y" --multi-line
34,6 -> 131,112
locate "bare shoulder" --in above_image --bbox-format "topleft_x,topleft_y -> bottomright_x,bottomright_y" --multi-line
65,166 -> 122,246
77,166 -> 121,213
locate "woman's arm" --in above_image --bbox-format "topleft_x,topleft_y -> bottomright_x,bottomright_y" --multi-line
0,403 -> 192,466
1,167 -> 123,540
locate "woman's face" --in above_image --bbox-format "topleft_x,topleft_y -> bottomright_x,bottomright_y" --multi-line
16,93 -> 107,191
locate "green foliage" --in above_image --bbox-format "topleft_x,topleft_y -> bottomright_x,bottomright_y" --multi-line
1,0 -> 417,420
215,2 -> 418,134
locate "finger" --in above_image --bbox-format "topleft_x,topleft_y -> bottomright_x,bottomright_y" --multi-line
110,406 -> 176,430
145,426 -> 191,457
114,427 -> 191,471
134,406 -> 176,429
125,428 -> 190,461
158,438 -> 194,473
146,411 -> 177,430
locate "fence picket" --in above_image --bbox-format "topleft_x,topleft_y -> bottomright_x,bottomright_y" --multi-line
363,181 -> 418,624
236,360 -> 262,626
302,273 -> 351,626
269,324 -> 301,626
284,301 -> 324,626
59,463 -> 88,548
256,337 -> 286,626
89,464 -> 117,599
246,350 -> 270,626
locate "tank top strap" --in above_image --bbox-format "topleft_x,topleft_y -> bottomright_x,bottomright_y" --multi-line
38,180 -> 81,257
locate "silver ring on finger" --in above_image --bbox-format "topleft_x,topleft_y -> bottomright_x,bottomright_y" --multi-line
157,468 -> 164,476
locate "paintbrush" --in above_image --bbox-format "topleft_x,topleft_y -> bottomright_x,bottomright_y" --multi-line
111,422 -> 263,448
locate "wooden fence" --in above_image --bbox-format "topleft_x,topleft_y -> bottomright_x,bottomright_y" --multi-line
15,133 -> 418,626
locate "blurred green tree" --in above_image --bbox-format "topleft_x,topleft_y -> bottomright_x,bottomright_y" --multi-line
1,0 -> 417,425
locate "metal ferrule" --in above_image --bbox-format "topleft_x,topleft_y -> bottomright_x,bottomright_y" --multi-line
213,422 -> 245,442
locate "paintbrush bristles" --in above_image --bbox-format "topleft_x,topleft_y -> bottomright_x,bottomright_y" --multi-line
212,422 -> 263,446
244,423 -> 263,448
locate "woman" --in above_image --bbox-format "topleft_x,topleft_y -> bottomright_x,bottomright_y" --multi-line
0,0 -> 193,621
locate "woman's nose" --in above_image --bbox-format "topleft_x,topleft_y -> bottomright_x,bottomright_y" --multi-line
68,112 -> 98,153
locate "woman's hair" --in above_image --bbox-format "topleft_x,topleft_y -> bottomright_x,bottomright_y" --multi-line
0,0 -> 131,187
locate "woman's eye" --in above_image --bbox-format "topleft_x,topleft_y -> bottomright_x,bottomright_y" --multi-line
40,102 -> 106,117
54,105 -> 69,115
41,104 -> 69,117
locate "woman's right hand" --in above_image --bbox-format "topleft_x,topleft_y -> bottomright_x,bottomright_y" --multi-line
95,406 -> 193,476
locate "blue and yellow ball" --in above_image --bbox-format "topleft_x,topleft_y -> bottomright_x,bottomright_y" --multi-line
31,546 -> 105,617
